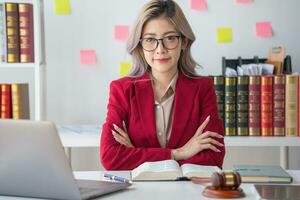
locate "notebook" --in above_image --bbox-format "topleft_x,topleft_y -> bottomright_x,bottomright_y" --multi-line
234,165 -> 293,183
0,119 -> 131,200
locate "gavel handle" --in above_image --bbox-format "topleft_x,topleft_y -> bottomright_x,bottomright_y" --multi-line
190,177 -> 211,184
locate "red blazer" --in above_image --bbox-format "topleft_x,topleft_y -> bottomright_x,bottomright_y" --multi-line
100,71 -> 225,170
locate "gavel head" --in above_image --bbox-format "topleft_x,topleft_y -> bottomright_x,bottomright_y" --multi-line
211,171 -> 241,190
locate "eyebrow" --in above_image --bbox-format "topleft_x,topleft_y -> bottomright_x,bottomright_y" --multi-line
142,31 -> 178,37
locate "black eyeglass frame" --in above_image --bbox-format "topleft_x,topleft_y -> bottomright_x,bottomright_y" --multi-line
139,35 -> 181,52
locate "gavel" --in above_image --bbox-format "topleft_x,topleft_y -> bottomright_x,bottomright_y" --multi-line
191,171 -> 242,190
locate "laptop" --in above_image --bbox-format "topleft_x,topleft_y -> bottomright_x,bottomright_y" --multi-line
0,120 -> 131,200
255,184 -> 300,200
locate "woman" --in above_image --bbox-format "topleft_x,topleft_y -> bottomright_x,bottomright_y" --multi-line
100,0 -> 225,170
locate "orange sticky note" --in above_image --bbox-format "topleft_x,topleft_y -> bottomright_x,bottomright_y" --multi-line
191,0 -> 207,11
217,28 -> 233,43
119,62 -> 132,76
54,0 -> 71,15
114,25 -> 129,41
236,0 -> 253,4
256,22 -> 272,37
80,50 -> 97,64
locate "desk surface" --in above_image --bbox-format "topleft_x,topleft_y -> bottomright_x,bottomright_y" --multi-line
1,170 -> 300,200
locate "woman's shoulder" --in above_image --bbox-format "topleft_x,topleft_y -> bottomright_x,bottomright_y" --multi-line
183,74 -> 213,85
110,75 -> 150,90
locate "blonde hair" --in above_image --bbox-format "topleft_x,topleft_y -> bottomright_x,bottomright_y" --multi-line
126,0 -> 200,77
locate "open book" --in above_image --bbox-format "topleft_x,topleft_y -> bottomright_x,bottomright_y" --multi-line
131,160 -> 220,181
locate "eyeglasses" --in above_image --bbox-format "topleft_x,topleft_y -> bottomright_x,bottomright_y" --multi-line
140,35 -> 181,52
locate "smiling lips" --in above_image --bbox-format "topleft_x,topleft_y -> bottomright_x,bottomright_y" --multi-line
154,57 -> 171,63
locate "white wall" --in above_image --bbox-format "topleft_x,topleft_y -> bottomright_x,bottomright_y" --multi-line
42,0 -> 300,170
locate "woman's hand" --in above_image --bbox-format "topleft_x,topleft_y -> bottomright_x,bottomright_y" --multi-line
112,121 -> 134,148
171,116 -> 224,161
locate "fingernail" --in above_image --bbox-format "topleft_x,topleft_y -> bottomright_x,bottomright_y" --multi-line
113,124 -> 118,129
217,149 -> 221,152
206,115 -> 210,121
218,134 -> 224,138
111,130 -> 115,135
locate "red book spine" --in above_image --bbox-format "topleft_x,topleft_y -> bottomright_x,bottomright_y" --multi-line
19,3 -> 34,63
273,75 -> 285,136
261,76 -> 273,136
248,76 -> 261,136
1,84 -> 12,118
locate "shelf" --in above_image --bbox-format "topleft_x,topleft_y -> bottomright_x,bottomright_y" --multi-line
225,136 -> 300,147
0,63 -> 36,68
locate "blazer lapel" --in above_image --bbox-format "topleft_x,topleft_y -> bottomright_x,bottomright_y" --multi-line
135,73 -> 160,147
168,72 -> 198,148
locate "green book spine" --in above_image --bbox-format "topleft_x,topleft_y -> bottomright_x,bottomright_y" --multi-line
237,76 -> 249,136
225,77 -> 236,136
213,76 -> 225,123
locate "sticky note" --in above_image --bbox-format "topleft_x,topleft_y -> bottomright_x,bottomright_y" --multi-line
256,22 -> 272,37
119,62 -> 132,76
54,0 -> 71,15
217,28 -> 233,43
114,25 -> 129,41
191,0 -> 207,11
236,0 -> 253,4
80,50 -> 97,64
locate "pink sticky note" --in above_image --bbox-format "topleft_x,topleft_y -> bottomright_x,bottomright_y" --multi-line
256,22 -> 273,37
191,0 -> 207,11
114,25 -> 129,41
236,0 -> 253,4
80,50 -> 97,64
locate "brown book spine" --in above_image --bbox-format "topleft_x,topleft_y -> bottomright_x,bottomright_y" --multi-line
225,77 -> 236,136
11,83 -> 30,119
248,76 -> 261,136
237,76 -> 249,136
261,76 -> 273,136
273,75 -> 285,136
5,3 -> 19,63
285,75 -> 298,136
1,84 -> 12,118
19,3 -> 34,63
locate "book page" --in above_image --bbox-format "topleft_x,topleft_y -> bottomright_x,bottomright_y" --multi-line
181,164 -> 220,179
131,160 -> 182,181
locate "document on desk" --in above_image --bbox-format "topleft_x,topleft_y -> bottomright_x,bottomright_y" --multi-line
57,125 -> 101,134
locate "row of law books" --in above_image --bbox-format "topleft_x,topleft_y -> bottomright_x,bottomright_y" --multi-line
0,2 -> 34,63
210,74 -> 300,137
0,83 -> 29,119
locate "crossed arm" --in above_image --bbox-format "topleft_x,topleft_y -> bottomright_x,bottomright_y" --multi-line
100,80 -> 225,170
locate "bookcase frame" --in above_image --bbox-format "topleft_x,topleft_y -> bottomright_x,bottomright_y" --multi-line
0,0 -> 44,120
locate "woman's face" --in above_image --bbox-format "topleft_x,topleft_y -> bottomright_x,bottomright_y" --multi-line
141,16 -> 186,76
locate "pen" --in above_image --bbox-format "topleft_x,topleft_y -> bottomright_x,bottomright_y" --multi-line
104,173 -> 130,183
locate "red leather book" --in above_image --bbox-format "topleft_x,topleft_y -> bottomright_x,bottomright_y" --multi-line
1,84 -> 12,119
19,3 -> 34,63
248,76 -> 261,136
261,76 -> 273,136
273,75 -> 285,136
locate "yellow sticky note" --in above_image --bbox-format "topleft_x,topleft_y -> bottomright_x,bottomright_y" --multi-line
54,0 -> 71,15
119,62 -> 132,76
217,28 -> 233,43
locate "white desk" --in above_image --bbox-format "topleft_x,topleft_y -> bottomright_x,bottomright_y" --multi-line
57,125 -> 300,168
1,170 -> 300,200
